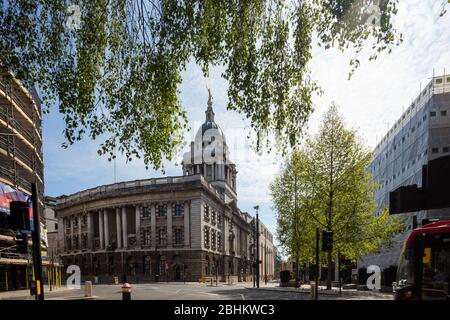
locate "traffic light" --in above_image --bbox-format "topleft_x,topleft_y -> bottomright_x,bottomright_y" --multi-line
322,231 -> 333,252
389,185 -> 425,214
15,232 -> 28,254
7,201 -> 31,230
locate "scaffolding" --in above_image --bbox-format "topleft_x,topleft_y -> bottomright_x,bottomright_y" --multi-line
0,67 -> 44,197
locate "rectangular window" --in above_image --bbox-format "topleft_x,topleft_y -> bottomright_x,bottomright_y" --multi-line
441,110 -> 447,116
174,228 -> 183,245
430,111 -> 436,117
447,77 -> 450,83
211,210 -> 216,224
204,227 -> 210,248
174,204 -> 183,216
436,78 -> 443,84
432,147 -> 439,154
143,230 -> 151,246
217,232 -> 222,250
142,206 -> 150,218
211,230 -> 216,250
157,205 -> 167,217
443,146 -> 450,153
158,228 -> 167,246
204,205 -> 210,221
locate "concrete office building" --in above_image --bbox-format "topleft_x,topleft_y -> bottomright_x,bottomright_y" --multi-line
358,73 -> 450,275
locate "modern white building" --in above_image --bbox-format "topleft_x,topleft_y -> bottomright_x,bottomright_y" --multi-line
358,73 -> 450,278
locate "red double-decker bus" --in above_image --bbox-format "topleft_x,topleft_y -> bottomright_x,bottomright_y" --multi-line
394,220 -> 450,300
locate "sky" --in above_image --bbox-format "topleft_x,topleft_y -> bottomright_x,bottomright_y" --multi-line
42,0 -> 450,248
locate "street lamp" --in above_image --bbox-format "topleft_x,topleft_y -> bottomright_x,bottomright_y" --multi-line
253,206 -> 260,288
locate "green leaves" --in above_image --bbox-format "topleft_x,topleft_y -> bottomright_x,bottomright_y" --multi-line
0,0 -> 401,169
271,104 -> 403,265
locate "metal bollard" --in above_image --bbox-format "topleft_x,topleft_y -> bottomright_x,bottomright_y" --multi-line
310,281 -> 316,300
122,283 -> 132,300
84,281 -> 93,297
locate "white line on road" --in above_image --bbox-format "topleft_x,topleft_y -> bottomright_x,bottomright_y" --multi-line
240,294 -> 245,300
175,289 -> 182,294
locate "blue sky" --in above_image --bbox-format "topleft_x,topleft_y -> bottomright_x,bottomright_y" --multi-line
42,0 -> 450,246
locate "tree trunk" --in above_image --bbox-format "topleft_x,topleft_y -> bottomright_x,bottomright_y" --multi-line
295,257 -> 299,288
327,251 -> 332,290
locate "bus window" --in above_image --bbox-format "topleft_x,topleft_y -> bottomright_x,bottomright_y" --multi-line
422,246 -> 450,300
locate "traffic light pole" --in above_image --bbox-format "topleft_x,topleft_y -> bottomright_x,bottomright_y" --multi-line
256,212 -> 260,289
31,183 -> 44,300
315,228 -> 319,300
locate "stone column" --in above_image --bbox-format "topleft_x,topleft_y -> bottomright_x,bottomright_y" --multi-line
87,212 -> 94,250
70,215 -> 74,250
224,216 -> 229,254
167,203 -> 172,247
212,164 -> 215,180
116,207 -> 122,248
184,201 -> 190,247
99,210 -> 104,249
103,209 -> 109,248
78,214 -> 82,249
135,205 -> 141,247
122,207 -> 128,248
150,203 -> 156,247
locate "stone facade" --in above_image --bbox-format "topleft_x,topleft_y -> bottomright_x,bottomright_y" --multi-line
55,93 -> 275,283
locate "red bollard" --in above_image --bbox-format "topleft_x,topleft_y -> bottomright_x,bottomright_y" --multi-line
122,283 -> 132,300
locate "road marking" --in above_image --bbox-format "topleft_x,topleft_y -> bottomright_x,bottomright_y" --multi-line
175,289 -> 182,294
151,287 -> 160,289
240,294 -> 245,300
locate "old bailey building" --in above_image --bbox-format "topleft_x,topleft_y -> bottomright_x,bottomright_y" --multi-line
54,92 -> 275,283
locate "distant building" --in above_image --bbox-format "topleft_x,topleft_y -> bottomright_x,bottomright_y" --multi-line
55,93 -> 275,283
45,196 -> 61,256
359,73 -> 450,277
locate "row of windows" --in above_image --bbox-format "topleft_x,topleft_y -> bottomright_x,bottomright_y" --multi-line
142,227 -> 185,246
65,234 -> 88,250
435,77 -> 450,85
375,150 -> 430,191
142,204 -> 184,218
65,214 -> 87,228
373,117 -> 428,169
203,204 -> 222,226
203,226 -> 222,251
430,110 -> 447,117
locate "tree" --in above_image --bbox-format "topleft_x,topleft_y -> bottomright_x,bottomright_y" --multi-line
271,150 -> 316,286
0,0 -> 402,169
271,104 -> 403,290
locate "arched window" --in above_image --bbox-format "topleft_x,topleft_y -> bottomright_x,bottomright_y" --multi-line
144,256 -> 152,276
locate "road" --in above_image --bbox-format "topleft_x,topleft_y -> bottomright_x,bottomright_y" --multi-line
0,282 -> 393,300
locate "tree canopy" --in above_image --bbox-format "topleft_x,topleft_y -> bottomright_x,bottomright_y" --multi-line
1,0 -> 402,169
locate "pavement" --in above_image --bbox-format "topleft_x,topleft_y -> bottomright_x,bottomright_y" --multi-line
0,282 -> 393,300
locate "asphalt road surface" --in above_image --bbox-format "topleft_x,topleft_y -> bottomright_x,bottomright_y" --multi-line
0,282 -> 393,300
